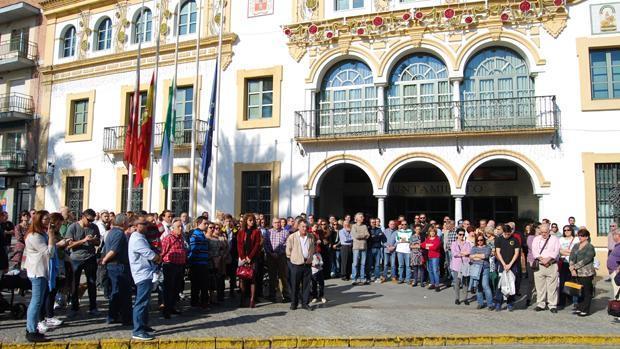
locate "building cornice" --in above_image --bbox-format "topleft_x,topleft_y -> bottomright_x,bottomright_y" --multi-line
39,33 -> 237,84
284,0 -> 570,62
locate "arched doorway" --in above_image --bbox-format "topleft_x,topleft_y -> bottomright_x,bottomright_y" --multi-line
385,162 -> 452,223
315,164 -> 376,218
462,159 -> 537,224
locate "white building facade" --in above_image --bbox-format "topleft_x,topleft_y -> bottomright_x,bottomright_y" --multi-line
38,0 -> 618,261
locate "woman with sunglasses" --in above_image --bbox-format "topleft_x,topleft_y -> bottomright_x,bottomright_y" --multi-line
450,228 -> 471,304
569,228 -> 596,316
558,225 -> 579,308
188,217 -> 211,309
421,226 -> 443,291
237,213 -> 262,308
550,223 -> 560,237
485,226 -> 498,290
470,235 -> 494,310
23,211 -> 54,342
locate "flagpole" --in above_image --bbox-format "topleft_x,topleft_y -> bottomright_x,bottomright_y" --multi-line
167,5 -> 181,210
147,0 -> 162,214
210,0 -> 224,219
189,0 -> 202,220
127,0 -> 146,212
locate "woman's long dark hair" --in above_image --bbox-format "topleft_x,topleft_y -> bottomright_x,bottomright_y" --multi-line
240,213 -> 257,231
26,210 -> 49,237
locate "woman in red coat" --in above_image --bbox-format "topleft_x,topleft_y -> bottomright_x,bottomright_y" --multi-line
237,213 -> 262,308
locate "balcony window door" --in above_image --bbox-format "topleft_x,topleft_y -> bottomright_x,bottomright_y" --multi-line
61,26 -> 76,58
387,54 -> 451,132
175,86 -> 193,143
318,60 -> 376,136
134,8 -> 153,44
96,18 -> 113,51
461,47 -> 535,129
10,29 -> 28,53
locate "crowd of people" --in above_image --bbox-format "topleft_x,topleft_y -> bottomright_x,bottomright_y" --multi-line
0,208 -> 618,343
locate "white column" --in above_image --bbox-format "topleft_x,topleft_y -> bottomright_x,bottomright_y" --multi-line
376,83 -> 386,134
454,195 -> 464,223
305,194 -> 315,215
537,194 -> 546,222
451,78 -> 462,131
376,195 -> 386,228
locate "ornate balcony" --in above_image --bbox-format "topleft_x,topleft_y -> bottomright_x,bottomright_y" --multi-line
0,151 -> 28,172
0,93 -> 35,122
103,120 -> 209,153
294,95 -> 558,141
0,39 -> 38,72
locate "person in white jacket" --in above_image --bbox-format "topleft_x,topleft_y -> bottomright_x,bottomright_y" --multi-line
23,211 -> 55,343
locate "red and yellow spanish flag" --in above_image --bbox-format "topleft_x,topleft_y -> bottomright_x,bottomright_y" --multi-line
134,72 -> 155,186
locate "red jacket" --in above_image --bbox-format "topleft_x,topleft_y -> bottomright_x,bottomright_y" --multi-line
421,237 -> 443,259
237,228 -> 262,261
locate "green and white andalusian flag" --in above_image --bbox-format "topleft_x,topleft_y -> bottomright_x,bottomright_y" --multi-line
160,78 -> 176,189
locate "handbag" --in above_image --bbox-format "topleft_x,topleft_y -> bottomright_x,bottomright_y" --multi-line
608,289 -> 620,317
531,236 -> 551,271
236,264 -> 254,280
469,262 -> 483,281
563,280 -> 583,297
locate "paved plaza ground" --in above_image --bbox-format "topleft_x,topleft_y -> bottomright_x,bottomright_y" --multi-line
0,277 -> 618,344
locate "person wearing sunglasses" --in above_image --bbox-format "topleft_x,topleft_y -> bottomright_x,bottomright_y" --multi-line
550,223 -> 560,238
469,235 -> 494,310
450,228 -> 471,305
128,216 -> 161,341
558,224 -> 578,309
65,208 -> 101,318
569,228 -> 596,316
395,221 -> 413,284
188,217 -> 211,309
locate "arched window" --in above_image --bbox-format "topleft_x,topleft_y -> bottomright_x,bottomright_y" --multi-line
96,17 -> 112,51
134,8 -> 153,43
387,54 -> 451,131
178,0 -> 197,35
61,25 -> 76,58
318,60 -> 376,135
461,47 -> 535,128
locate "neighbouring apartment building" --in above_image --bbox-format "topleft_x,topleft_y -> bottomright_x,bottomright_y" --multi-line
0,0 -> 44,221
36,0 -> 618,268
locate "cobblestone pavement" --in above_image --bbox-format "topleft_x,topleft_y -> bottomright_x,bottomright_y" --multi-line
0,277 -> 618,343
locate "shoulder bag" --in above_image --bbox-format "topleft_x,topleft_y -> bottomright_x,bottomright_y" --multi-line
608,289 -> 620,317
531,237 -> 550,271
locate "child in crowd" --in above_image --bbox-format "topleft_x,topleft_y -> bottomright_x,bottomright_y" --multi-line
410,234 -> 425,287
311,251 -> 326,304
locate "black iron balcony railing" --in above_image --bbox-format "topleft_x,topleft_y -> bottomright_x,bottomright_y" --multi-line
103,120 -> 209,153
0,38 -> 38,61
295,95 -> 558,139
0,93 -> 34,119
0,150 -> 27,170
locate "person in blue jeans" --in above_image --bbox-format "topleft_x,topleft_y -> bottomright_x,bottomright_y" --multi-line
396,221 -> 413,284
368,218 -> 385,282
128,216 -> 161,341
469,236 -> 495,309
350,213 -> 370,285
382,220 -> 398,281
494,225 -> 521,311
101,214 -> 132,325
23,211 -> 54,342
